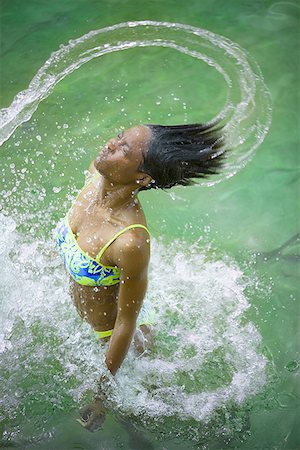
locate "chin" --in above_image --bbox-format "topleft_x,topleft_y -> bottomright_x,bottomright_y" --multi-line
94,161 -> 104,174
95,152 -> 107,169
95,159 -> 111,179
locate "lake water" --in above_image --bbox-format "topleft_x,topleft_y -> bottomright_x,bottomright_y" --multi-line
0,1 -> 299,449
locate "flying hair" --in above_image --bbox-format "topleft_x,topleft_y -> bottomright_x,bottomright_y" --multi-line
139,120 -> 226,190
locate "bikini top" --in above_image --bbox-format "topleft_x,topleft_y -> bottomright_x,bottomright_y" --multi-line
54,174 -> 150,287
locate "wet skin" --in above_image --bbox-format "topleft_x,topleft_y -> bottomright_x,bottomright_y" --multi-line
68,125 -> 154,374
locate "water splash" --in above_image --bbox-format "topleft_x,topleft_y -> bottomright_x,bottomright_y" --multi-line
116,242 -> 267,421
0,21 -> 270,445
0,21 -> 272,185
0,213 -> 267,444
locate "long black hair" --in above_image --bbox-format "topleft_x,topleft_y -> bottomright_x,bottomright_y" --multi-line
139,121 -> 226,190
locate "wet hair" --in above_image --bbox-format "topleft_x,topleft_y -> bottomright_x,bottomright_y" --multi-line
139,121 -> 226,190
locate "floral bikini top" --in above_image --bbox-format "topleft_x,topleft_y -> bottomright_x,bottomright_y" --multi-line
54,174 -> 150,287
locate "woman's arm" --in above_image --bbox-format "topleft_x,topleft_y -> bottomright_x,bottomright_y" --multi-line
78,232 -> 149,431
105,232 -> 150,375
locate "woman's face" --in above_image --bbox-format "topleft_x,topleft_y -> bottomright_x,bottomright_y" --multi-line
95,125 -> 153,186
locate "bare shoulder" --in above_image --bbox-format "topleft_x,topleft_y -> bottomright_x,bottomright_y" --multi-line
112,227 -> 150,275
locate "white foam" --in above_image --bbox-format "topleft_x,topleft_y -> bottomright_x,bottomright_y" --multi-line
0,213 -> 267,431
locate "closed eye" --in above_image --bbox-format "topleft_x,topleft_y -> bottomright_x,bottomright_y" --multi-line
121,143 -> 129,155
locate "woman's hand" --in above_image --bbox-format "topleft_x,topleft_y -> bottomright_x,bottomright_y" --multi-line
77,397 -> 106,432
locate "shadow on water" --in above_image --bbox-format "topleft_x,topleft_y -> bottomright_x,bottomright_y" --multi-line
256,232 -> 300,264
111,403 -> 253,450
114,413 -> 155,450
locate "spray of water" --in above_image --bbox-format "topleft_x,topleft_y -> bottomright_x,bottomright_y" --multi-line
0,21 -> 271,444
0,213 -> 267,443
0,21 -> 271,185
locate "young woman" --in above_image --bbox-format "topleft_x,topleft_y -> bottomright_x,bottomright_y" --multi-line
55,121 -> 225,430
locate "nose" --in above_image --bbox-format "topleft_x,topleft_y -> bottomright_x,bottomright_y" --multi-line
108,138 -> 117,151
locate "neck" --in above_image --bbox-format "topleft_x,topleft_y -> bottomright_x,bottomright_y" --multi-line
95,175 -> 139,210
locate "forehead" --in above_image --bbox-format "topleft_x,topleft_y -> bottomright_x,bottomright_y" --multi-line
123,125 -> 152,147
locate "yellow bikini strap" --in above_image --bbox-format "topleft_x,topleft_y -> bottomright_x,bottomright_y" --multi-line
95,329 -> 113,339
95,224 -> 150,263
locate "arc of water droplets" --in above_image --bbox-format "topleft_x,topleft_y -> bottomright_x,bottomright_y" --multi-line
0,20 -> 272,186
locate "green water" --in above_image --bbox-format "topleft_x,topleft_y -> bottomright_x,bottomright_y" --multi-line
0,0 -> 299,449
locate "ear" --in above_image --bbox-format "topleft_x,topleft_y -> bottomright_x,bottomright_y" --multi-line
136,172 -> 153,187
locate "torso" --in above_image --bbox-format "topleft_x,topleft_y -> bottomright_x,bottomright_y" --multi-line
68,174 -> 148,332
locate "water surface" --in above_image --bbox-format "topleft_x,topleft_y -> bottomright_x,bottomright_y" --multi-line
0,1 -> 299,449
